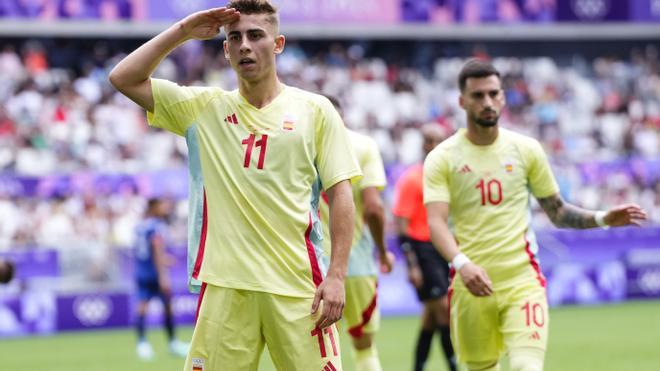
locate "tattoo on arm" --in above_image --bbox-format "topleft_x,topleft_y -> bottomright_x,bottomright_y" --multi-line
536,194 -> 598,229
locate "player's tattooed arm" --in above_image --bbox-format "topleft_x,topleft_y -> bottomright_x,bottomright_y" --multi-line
536,193 -> 598,229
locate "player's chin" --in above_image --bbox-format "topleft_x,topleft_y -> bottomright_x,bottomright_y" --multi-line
234,65 -> 259,79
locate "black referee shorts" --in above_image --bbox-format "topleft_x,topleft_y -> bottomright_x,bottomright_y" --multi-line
411,239 -> 450,302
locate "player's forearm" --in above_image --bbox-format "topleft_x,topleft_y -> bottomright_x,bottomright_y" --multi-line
426,202 -> 460,262
428,218 -> 460,262
326,181 -> 355,280
109,24 -> 189,95
537,194 -> 598,229
364,202 -> 387,259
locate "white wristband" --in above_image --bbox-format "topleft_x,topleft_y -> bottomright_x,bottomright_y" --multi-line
594,211 -> 610,230
452,253 -> 471,271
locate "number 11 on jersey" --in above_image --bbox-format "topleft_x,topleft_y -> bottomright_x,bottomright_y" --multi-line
242,134 -> 268,169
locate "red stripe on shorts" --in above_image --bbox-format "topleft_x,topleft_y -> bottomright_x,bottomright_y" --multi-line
348,283 -> 378,338
192,190 -> 208,280
195,282 -> 207,323
524,233 -> 546,287
305,212 -> 323,287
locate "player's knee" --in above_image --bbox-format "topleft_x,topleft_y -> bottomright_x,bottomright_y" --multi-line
466,359 -> 500,371
352,333 -> 373,350
509,347 -> 545,371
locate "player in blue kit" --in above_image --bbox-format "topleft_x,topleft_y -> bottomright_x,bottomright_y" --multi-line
134,198 -> 188,360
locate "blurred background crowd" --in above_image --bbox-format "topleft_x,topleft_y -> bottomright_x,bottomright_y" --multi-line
0,38 -> 658,271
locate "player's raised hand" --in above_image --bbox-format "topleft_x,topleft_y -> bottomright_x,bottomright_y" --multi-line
311,275 -> 345,329
380,251 -> 396,274
459,263 -> 493,297
179,7 -> 240,40
604,204 -> 648,227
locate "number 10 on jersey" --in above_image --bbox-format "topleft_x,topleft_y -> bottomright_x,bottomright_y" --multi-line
242,134 -> 268,169
476,178 -> 503,206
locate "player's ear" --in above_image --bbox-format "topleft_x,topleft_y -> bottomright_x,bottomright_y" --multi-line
459,94 -> 465,109
223,40 -> 230,60
274,35 -> 285,55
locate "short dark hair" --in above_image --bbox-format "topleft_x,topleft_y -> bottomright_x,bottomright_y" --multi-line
227,0 -> 278,26
0,260 -> 15,284
458,59 -> 501,92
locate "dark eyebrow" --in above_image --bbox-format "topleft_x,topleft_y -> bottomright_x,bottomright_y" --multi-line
227,31 -> 241,38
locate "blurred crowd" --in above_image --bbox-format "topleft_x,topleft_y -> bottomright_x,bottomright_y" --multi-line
0,39 -> 658,254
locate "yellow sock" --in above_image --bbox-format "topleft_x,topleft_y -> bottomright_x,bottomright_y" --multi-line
354,346 -> 382,371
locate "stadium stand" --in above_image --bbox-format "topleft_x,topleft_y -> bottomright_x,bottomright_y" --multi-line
0,40 -> 658,258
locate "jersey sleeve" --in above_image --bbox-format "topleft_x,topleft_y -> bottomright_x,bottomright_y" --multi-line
526,140 -> 560,198
315,97 -> 362,190
391,169 -> 418,219
423,148 -> 451,205
147,78 -> 217,136
357,138 -> 387,191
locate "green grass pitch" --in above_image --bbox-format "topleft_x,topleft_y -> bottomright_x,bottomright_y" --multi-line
1,301 -> 658,370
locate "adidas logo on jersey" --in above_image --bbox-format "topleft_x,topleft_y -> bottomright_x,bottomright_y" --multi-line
458,165 -> 472,173
224,113 -> 238,125
529,331 -> 541,340
323,361 -> 338,371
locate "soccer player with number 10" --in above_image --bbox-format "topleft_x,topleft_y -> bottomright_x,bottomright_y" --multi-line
424,59 -> 647,371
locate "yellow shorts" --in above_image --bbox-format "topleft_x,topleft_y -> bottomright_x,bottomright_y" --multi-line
344,276 -> 380,338
184,284 -> 342,371
450,282 -> 549,364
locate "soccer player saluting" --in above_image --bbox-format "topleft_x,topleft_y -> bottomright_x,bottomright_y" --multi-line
424,59 -> 647,371
133,198 -> 188,360
109,1 -> 361,370
319,96 -> 395,371
393,124 -> 456,371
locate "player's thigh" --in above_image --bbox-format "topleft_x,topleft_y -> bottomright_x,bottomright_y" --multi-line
451,289 -> 502,364
184,285 -> 264,371
499,284 -> 549,355
261,293 -> 342,371
344,276 -> 380,339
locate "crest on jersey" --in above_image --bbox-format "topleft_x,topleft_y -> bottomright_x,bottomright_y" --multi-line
505,163 -> 514,173
282,114 -> 295,131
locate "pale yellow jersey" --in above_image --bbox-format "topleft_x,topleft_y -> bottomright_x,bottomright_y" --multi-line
423,128 -> 559,290
148,79 -> 362,298
320,130 -> 387,277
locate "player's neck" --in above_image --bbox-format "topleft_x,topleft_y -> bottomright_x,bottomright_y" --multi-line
466,122 -> 499,146
238,74 -> 283,109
